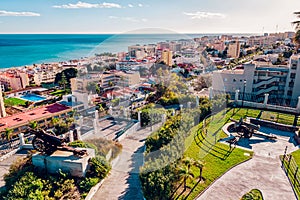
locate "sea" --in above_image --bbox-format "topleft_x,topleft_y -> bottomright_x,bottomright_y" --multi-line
0,33 -> 253,69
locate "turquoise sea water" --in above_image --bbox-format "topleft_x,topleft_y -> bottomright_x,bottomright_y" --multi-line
0,33 -> 252,69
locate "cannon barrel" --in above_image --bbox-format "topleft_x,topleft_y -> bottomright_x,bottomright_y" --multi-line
230,118 -> 260,130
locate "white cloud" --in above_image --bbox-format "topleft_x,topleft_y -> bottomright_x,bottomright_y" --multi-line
53,1 -> 122,9
128,4 -> 134,8
109,16 -> 147,23
138,3 -> 143,7
183,11 -> 226,19
0,10 -> 40,17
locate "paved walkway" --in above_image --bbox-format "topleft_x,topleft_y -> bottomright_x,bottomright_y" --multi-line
92,126 -> 156,200
198,137 -> 299,200
0,150 -> 27,188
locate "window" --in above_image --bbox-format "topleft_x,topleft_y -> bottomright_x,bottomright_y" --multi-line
289,81 -> 294,88
233,79 -> 236,82
290,73 -> 296,79
287,90 -> 293,96
292,63 -> 297,70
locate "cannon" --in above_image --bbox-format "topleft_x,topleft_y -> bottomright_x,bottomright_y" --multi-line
28,128 -> 87,157
230,118 -> 260,138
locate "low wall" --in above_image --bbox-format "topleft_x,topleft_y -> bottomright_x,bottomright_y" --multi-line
249,118 -> 299,133
116,122 -> 139,141
236,100 -> 299,114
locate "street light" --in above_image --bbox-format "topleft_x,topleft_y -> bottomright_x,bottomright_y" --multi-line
241,80 -> 247,107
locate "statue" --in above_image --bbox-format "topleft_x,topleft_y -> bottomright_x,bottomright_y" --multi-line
28,128 -> 87,157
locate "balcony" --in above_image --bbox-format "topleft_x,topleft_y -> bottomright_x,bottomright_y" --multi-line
253,77 -> 279,88
254,85 -> 279,96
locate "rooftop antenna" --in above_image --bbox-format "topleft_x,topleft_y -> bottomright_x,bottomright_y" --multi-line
262,26 -> 265,36
276,24 -> 279,33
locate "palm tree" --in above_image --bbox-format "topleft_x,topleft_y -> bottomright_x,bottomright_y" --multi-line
292,11 -> 300,47
178,166 -> 194,191
59,72 -> 68,93
5,128 -> 13,148
29,121 -> 39,130
182,157 -> 195,170
194,160 -> 204,181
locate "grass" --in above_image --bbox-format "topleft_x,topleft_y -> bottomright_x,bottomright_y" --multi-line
176,107 -> 298,199
292,149 -> 300,168
49,89 -> 71,96
281,153 -> 300,199
176,108 -> 254,200
228,107 -> 299,126
241,189 -> 264,200
4,97 -> 27,106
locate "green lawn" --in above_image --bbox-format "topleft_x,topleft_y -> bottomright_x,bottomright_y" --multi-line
226,107 -> 299,126
177,108 -> 254,200
291,149 -> 300,168
241,189 -> 264,200
49,89 -> 71,96
179,107 -> 298,199
4,97 -> 27,106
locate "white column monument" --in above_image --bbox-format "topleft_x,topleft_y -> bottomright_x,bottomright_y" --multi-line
18,133 -> 25,147
264,93 -> 269,106
196,96 -> 199,107
187,102 -> 191,109
297,96 -> 300,113
235,90 -> 240,102
209,87 -> 213,100
109,106 -> 113,116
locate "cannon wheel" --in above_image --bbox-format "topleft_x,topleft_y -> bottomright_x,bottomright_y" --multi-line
32,136 -> 46,152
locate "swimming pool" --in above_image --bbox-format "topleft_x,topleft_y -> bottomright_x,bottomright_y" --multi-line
20,94 -> 46,102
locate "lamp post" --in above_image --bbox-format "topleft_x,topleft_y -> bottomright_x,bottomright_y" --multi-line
241,80 -> 247,107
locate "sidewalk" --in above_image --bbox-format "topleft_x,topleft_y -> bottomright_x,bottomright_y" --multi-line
92,126 -> 156,200
197,137 -> 298,200
0,150 -> 27,188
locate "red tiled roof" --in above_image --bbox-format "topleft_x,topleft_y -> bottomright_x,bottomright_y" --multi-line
0,103 -> 71,132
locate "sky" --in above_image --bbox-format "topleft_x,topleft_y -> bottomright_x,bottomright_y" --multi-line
0,0 -> 300,34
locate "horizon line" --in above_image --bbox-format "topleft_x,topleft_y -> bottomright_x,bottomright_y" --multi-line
0,31 -> 263,35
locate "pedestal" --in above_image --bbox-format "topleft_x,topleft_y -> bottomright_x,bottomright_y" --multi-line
32,148 -> 95,177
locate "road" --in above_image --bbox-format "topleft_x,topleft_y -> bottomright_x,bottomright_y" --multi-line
92,126 -> 157,200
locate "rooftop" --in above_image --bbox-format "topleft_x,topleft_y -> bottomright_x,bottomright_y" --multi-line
0,103 -> 71,132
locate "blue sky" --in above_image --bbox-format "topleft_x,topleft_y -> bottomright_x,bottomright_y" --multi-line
0,0 -> 300,33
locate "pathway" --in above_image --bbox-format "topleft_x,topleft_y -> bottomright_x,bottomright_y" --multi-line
92,126 -> 157,200
198,137 -> 298,200
0,150 -> 27,188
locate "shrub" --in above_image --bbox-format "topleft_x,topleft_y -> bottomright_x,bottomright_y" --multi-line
87,156 -> 111,179
79,177 -> 100,193
69,140 -> 98,155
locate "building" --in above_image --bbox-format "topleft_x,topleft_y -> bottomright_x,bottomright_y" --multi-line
212,54 -> 300,105
0,103 -> 72,135
70,74 -> 102,93
0,71 -> 29,91
228,41 -> 241,58
128,45 -> 156,59
169,42 -> 182,52
161,50 -> 173,66
157,42 -> 170,50
0,88 -> 6,118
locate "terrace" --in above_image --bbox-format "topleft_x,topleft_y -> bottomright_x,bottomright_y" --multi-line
0,103 -> 72,134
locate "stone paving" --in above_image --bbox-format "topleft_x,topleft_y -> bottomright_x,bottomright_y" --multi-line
197,136 -> 299,200
0,150 -> 27,188
92,126 -> 157,200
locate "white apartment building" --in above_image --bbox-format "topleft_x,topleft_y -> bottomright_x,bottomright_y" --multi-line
212,54 -> 300,105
